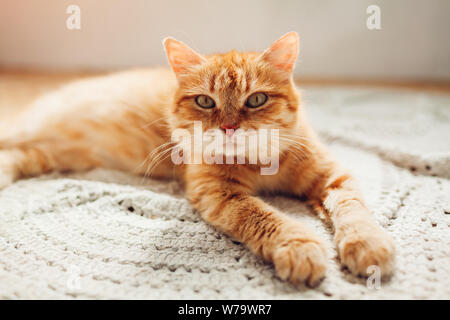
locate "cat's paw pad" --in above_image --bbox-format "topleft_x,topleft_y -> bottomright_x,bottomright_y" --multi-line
338,230 -> 395,278
273,240 -> 327,287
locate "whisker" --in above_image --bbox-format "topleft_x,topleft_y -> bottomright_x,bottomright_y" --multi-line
278,136 -> 312,152
136,141 -> 176,185
282,149 -> 304,163
145,141 -> 178,174
279,133 -> 311,142
278,137 -> 312,161
136,141 -> 172,172
141,117 -> 167,129
145,146 -> 177,178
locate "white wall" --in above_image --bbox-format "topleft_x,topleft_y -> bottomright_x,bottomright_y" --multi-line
0,0 -> 449,81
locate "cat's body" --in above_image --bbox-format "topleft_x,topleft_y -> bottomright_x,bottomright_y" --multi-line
0,33 -> 395,286
0,68 -> 177,179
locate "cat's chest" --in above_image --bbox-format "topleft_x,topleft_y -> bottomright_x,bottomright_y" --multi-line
250,165 -> 295,193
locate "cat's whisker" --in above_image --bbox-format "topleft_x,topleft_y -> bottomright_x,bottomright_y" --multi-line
285,142 -> 310,156
149,148 -> 177,175
145,148 -> 171,177
145,145 -> 177,178
118,101 -> 170,132
279,133 -> 312,143
278,135 -> 311,146
136,141 -> 172,172
136,141 -> 176,186
144,141 -> 178,174
278,139 -> 307,155
141,117 -> 167,129
282,149 -> 304,163
279,136 -> 312,152
278,138 -> 311,161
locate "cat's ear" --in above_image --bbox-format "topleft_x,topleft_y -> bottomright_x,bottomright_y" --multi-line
163,37 -> 206,78
259,32 -> 299,74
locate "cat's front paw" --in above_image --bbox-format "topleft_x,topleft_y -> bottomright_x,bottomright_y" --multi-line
338,228 -> 395,278
273,239 -> 327,287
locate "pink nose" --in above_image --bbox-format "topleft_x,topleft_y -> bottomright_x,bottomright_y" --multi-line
221,123 -> 239,130
220,123 -> 239,137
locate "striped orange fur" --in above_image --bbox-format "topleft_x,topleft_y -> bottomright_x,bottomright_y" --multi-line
0,32 -> 395,286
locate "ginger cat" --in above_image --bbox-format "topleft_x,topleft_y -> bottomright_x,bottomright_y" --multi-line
0,32 -> 395,286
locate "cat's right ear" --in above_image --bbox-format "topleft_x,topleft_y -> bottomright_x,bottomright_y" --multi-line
163,37 -> 206,79
259,32 -> 299,75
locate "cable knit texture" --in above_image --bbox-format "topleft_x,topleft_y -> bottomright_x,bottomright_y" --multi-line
0,87 -> 449,299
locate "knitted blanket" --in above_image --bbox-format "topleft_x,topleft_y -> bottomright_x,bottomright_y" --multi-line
0,87 -> 449,299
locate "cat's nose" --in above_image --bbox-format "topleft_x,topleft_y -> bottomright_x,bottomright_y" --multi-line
220,123 -> 239,137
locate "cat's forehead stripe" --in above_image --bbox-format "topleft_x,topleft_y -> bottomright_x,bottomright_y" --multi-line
211,66 -> 249,94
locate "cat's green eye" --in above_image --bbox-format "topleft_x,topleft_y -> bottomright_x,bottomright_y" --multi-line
195,95 -> 215,109
245,93 -> 268,108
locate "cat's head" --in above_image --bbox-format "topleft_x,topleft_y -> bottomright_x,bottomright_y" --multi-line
163,32 -> 300,163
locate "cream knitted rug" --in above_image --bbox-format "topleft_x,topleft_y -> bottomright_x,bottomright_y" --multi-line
0,87 -> 449,299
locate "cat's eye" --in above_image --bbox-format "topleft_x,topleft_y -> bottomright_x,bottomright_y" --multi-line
245,93 -> 268,108
195,95 -> 215,109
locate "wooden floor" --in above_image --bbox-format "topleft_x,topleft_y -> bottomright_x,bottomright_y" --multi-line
0,68 -> 449,118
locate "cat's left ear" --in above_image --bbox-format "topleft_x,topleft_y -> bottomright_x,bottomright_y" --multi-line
163,37 -> 206,79
259,32 -> 299,74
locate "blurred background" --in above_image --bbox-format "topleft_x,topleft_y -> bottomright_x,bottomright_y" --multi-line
0,0 -> 449,83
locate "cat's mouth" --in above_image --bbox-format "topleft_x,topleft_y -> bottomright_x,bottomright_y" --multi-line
172,123 -> 281,163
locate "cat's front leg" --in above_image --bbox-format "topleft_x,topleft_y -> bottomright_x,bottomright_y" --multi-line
186,171 -> 328,286
310,170 -> 395,278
